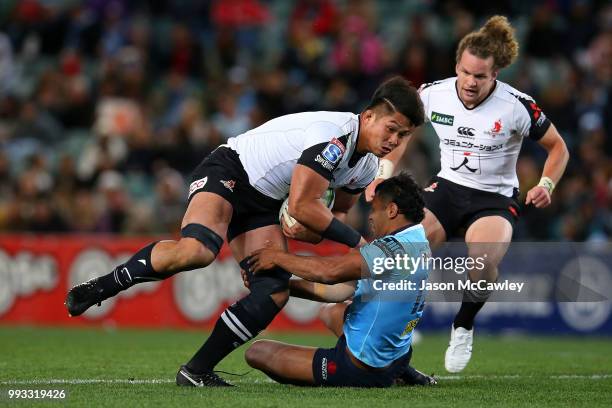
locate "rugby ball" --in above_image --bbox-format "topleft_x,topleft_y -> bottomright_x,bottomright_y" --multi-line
279,189 -> 335,228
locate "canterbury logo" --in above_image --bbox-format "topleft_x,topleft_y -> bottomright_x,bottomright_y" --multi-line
457,127 -> 475,137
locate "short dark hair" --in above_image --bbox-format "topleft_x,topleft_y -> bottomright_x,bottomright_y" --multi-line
365,76 -> 425,128
374,171 -> 425,224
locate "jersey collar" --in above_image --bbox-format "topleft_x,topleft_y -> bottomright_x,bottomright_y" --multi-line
348,113 -> 365,168
454,79 -> 497,111
387,223 -> 422,236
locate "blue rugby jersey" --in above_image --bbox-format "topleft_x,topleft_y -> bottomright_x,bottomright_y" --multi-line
343,224 -> 430,367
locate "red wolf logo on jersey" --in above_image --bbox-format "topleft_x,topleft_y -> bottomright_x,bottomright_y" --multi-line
490,119 -> 503,135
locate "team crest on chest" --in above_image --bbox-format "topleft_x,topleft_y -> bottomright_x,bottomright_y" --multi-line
485,119 -> 505,137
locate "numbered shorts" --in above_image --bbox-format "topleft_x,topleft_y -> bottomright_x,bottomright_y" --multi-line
312,335 -> 412,388
187,146 -> 284,242
423,176 -> 520,238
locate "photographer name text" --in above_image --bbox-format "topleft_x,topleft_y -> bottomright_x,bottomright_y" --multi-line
373,279 -> 525,293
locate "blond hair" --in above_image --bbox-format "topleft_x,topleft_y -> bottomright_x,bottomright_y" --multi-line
456,15 -> 519,70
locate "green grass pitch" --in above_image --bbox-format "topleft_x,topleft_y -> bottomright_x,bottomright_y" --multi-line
1,326 -> 611,407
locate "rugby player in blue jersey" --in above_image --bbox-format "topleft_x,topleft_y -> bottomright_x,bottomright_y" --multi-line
245,173 -> 436,387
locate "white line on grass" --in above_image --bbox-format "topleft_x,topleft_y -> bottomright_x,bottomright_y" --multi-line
1,374 -> 611,385
434,374 -> 612,380
1,379 -> 175,385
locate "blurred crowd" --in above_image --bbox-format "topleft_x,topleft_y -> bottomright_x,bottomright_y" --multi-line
0,0 -> 610,241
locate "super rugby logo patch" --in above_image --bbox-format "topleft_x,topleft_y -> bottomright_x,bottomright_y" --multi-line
322,138 -> 345,164
315,138 -> 346,172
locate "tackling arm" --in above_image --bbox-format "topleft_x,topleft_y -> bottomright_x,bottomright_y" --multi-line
289,279 -> 356,303
249,247 -> 365,285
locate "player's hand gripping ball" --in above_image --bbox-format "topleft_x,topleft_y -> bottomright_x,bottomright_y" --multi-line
279,189 -> 335,242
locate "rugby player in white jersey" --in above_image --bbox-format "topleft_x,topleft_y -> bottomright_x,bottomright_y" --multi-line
65,76 -> 424,386
366,16 -> 569,373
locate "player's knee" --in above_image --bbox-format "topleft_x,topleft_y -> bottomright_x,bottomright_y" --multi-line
467,255 -> 499,282
318,303 -> 335,328
245,340 -> 270,369
241,260 -> 290,309
179,223 -> 223,267
174,238 -> 216,269
270,290 -> 289,309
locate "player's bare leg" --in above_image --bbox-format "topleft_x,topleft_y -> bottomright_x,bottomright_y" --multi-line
421,208 -> 447,247
65,192 -> 232,317
319,302 -> 349,338
178,224 -> 289,386
152,192 -> 233,272
245,340 -> 318,385
445,215 -> 512,373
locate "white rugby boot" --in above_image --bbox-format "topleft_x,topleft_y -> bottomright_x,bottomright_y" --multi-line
444,325 -> 473,373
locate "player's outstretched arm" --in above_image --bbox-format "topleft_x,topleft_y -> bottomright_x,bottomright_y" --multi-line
248,247 -> 364,284
525,124 -> 569,208
288,279 -> 356,303
240,265 -> 355,302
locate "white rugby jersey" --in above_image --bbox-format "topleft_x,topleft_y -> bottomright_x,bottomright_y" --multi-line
226,111 -> 378,200
419,77 -> 551,197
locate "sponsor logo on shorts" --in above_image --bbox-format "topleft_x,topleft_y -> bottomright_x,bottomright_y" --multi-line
431,111 -> 454,126
321,357 -> 328,380
424,182 -> 438,192
322,138 -> 345,164
220,179 -> 235,192
188,177 -> 208,199
327,360 -> 337,376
